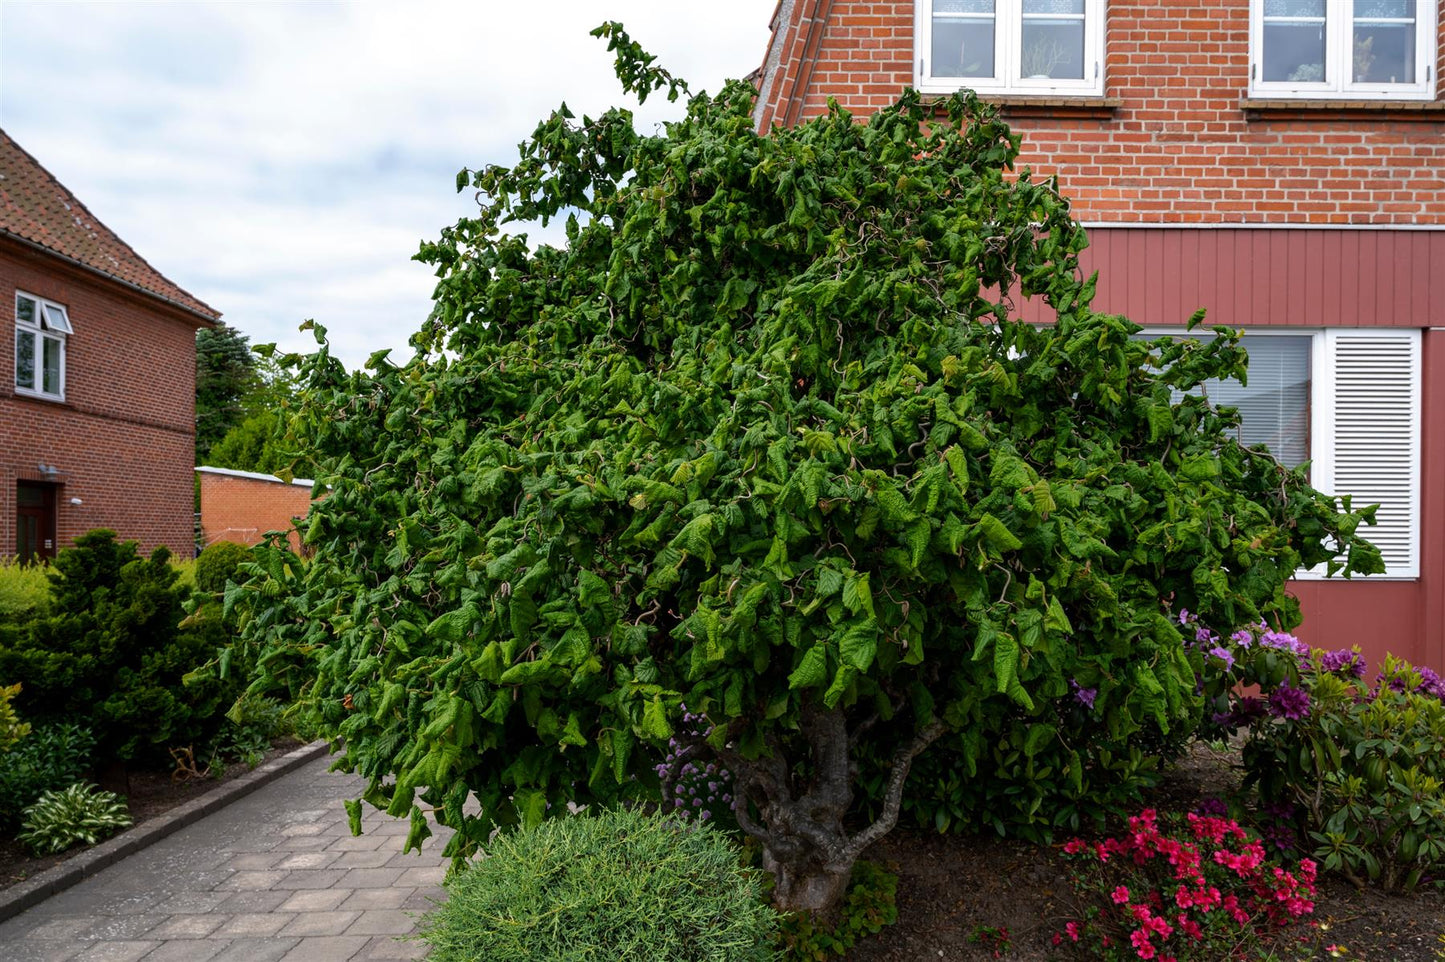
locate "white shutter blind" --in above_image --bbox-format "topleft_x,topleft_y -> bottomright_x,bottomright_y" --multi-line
1312,330 -> 1421,578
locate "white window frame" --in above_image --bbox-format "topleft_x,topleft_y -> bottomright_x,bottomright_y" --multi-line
14,291 -> 69,403
915,0 -> 1108,97
1139,327 -> 1420,580
1249,0 -> 1438,101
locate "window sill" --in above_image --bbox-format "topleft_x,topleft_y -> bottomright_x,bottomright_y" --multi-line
927,94 -> 1121,120
1240,98 -> 1445,122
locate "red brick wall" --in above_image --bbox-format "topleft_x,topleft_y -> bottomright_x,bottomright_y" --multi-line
0,241 -> 204,559
755,0 -> 1445,224
198,470 -> 317,554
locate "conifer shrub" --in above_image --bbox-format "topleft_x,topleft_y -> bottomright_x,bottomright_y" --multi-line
0,530 -> 237,762
0,557 -> 50,623
195,540 -> 253,595
417,807 -> 776,962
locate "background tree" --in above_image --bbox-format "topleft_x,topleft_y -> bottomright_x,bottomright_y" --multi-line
195,322 -> 258,464
206,350 -> 316,478
233,25 -> 1381,921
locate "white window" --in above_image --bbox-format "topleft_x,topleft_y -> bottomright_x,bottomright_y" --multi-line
916,0 -> 1107,96
15,291 -> 71,402
1250,0 -> 1438,100
1143,328 -> 1421,579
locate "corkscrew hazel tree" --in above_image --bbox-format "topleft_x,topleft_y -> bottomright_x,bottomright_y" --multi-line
233,24 -> 1382,920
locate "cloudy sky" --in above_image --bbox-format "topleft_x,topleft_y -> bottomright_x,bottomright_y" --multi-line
0,1 -> 777,368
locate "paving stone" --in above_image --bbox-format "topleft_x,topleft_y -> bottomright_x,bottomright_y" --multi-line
274,851 -> 343,870
338,888 -> 413,911
331,850 -> 394,869
337,867 -> 404,889
142,913 -> 228,939
215,870 -> 289,891
273,868 -> 348,890
280,822 -> 328,837
392,865 -> 446,888
206,938 -> 302,962
0,942 -> 84,962
138,940 -> 227,962
15,918 -> 100,941
325,834 -> 388,852
278,935 -> 371,962
277,910 -> 362,937
72,942 -> 160,962
221,852 -> 285,872
78,915 -> 167,941
277,889 -> 353,913
360,935 -> 430,959
273,835 -> 334,852
343,909 -> 417,937
214,912 -> 297,937
215,889 -> 292,913
150,891 -> 233,914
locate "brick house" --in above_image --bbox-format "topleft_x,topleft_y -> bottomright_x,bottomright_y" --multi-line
753,1 -> 1445,670
196,466 -> 319,554
1,130 -> 219,562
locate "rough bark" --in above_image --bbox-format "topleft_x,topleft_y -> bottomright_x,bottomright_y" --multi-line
719,704 -> 945,922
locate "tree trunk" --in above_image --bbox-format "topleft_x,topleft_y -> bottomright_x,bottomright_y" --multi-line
764,848 -> 853,923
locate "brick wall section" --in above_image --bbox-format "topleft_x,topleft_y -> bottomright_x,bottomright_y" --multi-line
754,0 -> 1445,224
198,470 -> 317,554
1,241 -> 202,558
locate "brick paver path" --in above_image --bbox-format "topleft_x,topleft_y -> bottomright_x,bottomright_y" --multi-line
0,756 -> 453,961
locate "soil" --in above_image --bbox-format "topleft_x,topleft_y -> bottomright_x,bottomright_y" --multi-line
850,742 -> 1445,961
0,737 -> 305,892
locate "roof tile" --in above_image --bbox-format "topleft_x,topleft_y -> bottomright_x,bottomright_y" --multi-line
0,128 -> 219,320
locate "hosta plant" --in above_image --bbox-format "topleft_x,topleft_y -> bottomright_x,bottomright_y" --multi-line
18,782 -> 132,856
232,24 -> 1380,920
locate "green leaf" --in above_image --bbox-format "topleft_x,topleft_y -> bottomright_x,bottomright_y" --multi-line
842,573 -> 875,618
641,695 -> 673,739
839,619 -> 879,672
788,644 -> 828,690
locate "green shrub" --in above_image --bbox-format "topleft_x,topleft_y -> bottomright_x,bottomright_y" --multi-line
774,860 -> 898,960
195,540 -> 252,595
0,682 -> 29,753
170,556 -> 198,592
1241,653 -> 1445,892
0,723 -> 96,832
0,530 -> 237,762
206,694 -> 286,768
0,557 -> 50,623
18,782 -> 132,855
418,807 -> 777,962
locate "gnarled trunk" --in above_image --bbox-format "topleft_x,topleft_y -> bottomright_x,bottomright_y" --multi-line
715,702 -> 944,922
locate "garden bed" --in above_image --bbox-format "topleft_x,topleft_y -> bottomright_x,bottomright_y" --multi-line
0,736 -> 304,892
850,742 -> 1445,961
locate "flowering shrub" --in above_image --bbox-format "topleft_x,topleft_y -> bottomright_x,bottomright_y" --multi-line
655,705 -> 735,830
1057,809 -> 1317,961
1187,612 -> 1445,893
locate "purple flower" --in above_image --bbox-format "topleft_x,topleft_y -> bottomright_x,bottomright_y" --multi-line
1069,679 -> 1097,710
1196,797 -> 1228,817
1260,630 -> 1308,657
1195,626 -> 1219,647
1178,609 -> 1191,625
1321,649 -> 1365,678
1213,696 -> 1266,732
1208,646 -> 1235,671
1230,629 -> 1254,647
1415,667 -> 1445,700
1269,684 -> 1311,721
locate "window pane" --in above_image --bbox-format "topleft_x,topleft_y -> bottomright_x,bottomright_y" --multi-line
1200,336 -> 1312,467
1353,1 -> 1417,84
1022,0 -> 1084,12
1021,20 -> 1086,78
41,303 -> 72,334
932,0 -> 996,78
42,337 -> 61,396
15,331 -> 35,390
16,295 -> 36,327
1262,22 -> 1327,82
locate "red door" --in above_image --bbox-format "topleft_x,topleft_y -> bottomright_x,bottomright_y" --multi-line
16,482 -> 57,563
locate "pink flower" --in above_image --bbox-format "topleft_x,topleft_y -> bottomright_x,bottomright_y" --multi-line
1065,921 -> 1081,942
1112,885 -> 1132,905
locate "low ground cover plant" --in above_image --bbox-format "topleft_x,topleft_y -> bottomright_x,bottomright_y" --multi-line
17,782 -> 132,856
0,722 -> 96,833
417,806 -> 776,962
773,860 -> 898,960
1057,807 -> 1317,961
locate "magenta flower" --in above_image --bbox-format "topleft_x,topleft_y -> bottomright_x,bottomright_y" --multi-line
1320,649 -> 1365,678
1268,684 -> 1311,720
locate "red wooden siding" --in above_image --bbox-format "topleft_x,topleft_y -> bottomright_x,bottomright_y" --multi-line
1020,228 -> 1445,329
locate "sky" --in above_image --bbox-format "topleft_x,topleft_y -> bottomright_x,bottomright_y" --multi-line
0,0 -> 778,369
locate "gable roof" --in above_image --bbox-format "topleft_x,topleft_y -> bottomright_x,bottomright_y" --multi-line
0,129 -> 220,322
